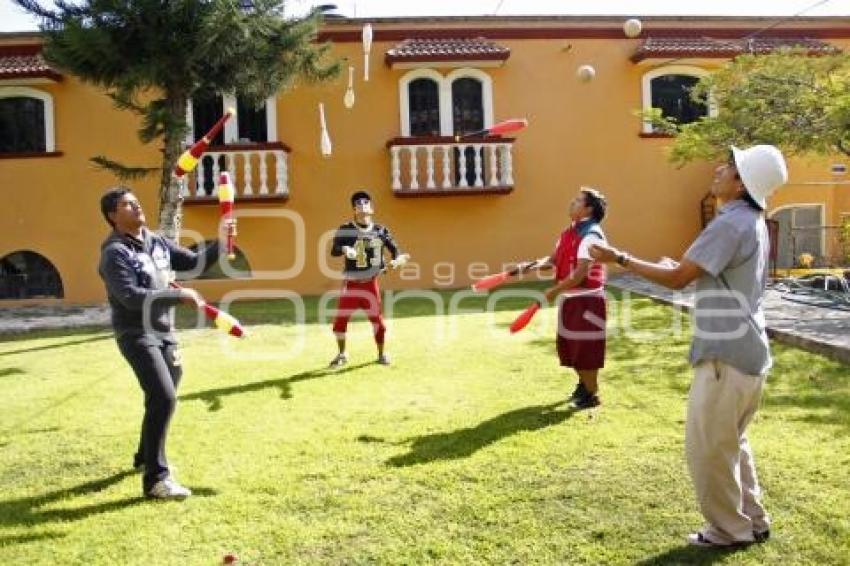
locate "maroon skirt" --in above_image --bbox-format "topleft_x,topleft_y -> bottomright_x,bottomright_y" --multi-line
556,294 -> 606,370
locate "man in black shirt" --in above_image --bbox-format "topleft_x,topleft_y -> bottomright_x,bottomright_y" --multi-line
329,191 -> 408,367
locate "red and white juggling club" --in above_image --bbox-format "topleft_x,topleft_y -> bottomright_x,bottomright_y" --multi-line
173,108 -> 235,177
457,118 -> 528,140
218,172 -> 237,260
170,282 -> 245,338
471,258 -> 546,292
202,303 -> 245,338
509,302 -> 541,334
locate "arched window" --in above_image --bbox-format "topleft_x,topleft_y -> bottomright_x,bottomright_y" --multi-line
398,68 -> 494,137
180,241 -> 252,280
451,77 -> 484,135
0,87 -> 55,153
407,78 -> 440,136
641,66 -> 711,133
446,68 -> 494,136
447,71 -> 493,187
399,69 -> 446,136
0,251 -> 64,299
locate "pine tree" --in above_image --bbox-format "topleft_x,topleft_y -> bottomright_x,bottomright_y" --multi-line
15,0 -> 339,237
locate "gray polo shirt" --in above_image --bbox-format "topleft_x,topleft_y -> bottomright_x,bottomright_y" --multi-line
684,199 -> 771,376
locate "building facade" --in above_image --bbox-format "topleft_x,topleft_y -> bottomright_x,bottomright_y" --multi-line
1,16 -> 848,305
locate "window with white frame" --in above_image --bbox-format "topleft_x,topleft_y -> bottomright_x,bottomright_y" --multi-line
398,68 -> 494,137
0,87 -> 55,153
641,66 -> 712,133
407,77 -> 440,136
187,91 -> 277,145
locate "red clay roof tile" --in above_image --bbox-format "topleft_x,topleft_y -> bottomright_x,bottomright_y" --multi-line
631,36 -> 839,62
385,37 -> 510,65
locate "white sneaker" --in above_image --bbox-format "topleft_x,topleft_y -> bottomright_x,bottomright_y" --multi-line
146,478 -> 191,500
329,353 -> 348,368
376,354 -> 391,366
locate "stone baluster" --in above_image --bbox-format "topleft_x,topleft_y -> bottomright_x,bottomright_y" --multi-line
194,158 -> 206,197
501,144 -> 514,186
488,144 -> 499,187
391,146 -> 402,190
276,150 -> 288,195
211,152 -> 221,196
441,145 -> 452,189
259,151 -> 269,195
408,146 -> 419,190
473,144 -> 484,187
457,144 -> 468,188
425,145 -> 436,189
242,152 -> 253,196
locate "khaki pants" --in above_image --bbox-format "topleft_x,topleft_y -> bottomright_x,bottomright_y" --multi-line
685,360 -> 769,544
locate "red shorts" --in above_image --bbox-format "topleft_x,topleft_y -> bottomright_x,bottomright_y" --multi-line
332,279 -> 385,344
556,294 -> 606,370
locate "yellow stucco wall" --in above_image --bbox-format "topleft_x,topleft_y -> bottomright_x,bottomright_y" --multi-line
0,72 -> 164,303
176,36 -> 717,302
2,20 -> 848,304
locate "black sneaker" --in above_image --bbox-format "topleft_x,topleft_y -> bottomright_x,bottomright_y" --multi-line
328,353 -> 348,369
133,455 -> 144,472
569,382 -> 587,402
573,392 -> 601,410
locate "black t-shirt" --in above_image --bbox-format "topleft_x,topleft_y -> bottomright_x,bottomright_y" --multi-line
331,221 -> 400,280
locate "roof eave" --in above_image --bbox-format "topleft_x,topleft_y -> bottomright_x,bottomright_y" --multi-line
386,52 -> 510,66
0,69 -> 63,82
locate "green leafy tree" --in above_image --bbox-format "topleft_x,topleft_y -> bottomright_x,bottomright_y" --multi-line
642,49 -> 850,167
16,0 -> 339,237
839,215 -> 850,265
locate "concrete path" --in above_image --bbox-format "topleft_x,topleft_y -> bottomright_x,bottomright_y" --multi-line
0,305 -> 110,335
607,273 -> 850,365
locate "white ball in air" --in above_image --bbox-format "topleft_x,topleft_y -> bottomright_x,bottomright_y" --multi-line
624,18 -> 642,38
576,64 -> 596,82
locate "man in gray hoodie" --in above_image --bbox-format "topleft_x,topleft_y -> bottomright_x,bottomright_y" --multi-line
98,187 -> 217,499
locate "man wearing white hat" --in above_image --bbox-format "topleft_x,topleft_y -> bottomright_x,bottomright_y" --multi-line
590,144 -> 788,547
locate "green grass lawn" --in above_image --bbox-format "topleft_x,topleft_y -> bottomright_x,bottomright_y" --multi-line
1,286 -> 848,565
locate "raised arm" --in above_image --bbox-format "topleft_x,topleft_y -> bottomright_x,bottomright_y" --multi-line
589,244 -> 704,290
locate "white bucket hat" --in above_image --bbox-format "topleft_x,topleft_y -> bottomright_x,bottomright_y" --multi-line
731,144 -> 788,209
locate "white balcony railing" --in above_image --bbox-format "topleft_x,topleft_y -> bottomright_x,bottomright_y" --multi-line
181,142 -> 290,201
387,137 -> 515,195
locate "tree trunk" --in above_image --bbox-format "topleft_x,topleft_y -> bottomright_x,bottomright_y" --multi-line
157,93 -> 189,240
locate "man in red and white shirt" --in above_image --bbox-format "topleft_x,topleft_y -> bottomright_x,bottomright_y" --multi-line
541,187 -> 608,409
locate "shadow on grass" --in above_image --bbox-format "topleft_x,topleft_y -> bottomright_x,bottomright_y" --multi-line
0,470 -> 219,536
176,282 -> 554,328
18,426 -> 60,435
385,401 -> 577,467
0,532 -> 65,546
0,469 -> 215,536
0,367 -> 25,378
0,334 -> 112,357
636,543 -> 751,565
179,362 -> 372,411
